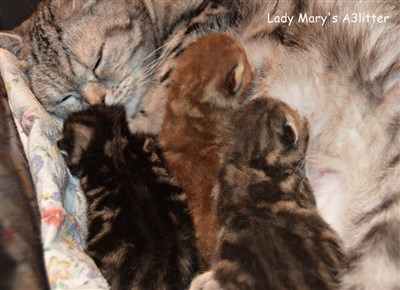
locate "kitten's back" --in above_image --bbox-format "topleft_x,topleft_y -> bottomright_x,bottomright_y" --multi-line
159,33 -> 254,268
58,105 -> 199,290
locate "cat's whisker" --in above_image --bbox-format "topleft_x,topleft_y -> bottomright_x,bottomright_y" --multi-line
142,43 -> 170,62
141,53 -> 165,72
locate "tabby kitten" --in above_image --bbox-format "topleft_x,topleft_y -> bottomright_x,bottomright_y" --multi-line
159,33 -> 254,268
191,97 -> 344,290
57,105 -> 199,290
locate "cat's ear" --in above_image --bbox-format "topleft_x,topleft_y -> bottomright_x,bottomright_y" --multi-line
0,32 -> 24,57
71,0 -> 97,10
58,123 -> 93,167
52,0 -> 96,9
143,137 -> 157,153
51,0 -> 97,18
226,62 -> 245,95
281,120 -> 299,148
272,115 -> 299,148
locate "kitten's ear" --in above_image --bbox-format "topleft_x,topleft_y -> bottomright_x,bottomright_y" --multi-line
272,115 -> 299,148
226,62 -> 245,95
0,32 -> 24,57
58,123 -> 93,167
143,136 -> 157,153
281,120 -> 298,148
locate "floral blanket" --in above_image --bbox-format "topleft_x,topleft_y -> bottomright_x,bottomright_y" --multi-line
0,49 -> 109,289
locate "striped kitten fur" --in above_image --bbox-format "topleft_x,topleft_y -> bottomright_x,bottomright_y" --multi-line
57,105 -> 199,290
190,97 -> 344,290
159,33 -> 254,269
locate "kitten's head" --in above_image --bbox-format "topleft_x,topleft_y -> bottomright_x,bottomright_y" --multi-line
1,0 -> 217,118
222,97 -> 309,169
57,105 -> 130,176
169,33 -> 255,110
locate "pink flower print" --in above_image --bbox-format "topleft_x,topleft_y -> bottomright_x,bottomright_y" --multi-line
20,107 -> 38,135
41,208 -> 66,230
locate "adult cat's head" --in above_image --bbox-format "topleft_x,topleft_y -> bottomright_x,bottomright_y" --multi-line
0,0 -> 211,118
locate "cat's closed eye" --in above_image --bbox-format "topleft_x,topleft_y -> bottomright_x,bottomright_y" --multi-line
59,92 -> 84,105
60,95 -> 72,103
93,45 -> 104,78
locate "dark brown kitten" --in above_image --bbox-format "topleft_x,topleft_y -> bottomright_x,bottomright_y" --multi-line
159,33 -> 254,268
191,97 -> 344,290
57,105 -> 199,290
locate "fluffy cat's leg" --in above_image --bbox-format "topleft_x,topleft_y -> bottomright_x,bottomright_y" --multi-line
338,164 -> 400,289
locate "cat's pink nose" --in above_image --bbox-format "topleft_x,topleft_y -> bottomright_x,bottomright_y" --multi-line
82,82 -> 106,105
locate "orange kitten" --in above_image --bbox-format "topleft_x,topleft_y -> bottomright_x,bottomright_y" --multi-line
159,33 -> 254,268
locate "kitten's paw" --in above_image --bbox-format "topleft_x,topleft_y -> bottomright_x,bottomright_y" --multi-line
190,271 -> 224,290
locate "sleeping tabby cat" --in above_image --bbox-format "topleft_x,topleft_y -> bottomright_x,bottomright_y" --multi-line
57,105 -> 199,290
1,0 -> 399,288
159,33 -> 254,268
0,0 -> 230,118
190,97 -> 344,290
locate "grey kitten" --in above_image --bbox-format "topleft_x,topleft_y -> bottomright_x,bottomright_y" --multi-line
191,97 -> 344,290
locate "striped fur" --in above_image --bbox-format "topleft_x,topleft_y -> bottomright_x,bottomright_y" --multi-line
190,97 -> 344,290
0,0 -> 228,118
57,105 -> 199,290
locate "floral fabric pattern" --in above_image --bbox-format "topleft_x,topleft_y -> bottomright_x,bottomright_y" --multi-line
0,49 -> 109,289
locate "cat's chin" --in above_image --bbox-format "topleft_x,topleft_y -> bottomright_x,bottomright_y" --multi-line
124,101 -> 141,119
116,87 -> 145,119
